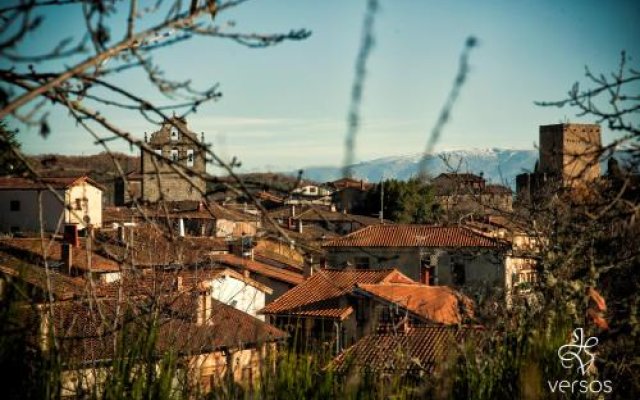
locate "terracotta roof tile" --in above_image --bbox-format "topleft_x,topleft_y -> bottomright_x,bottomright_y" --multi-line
323,225 -> 499,248
334,325 -> 479,374
1,238 -> 120,273
0,250 -> 88,300
34,296 -> 286,363
260,269 -> 412,319
95,267 -> 272,298
0,175 -> 104,191
97,227 -> 229,267
356,284 -> 474,324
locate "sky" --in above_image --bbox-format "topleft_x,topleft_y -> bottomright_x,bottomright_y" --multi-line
6,0 -> 640,172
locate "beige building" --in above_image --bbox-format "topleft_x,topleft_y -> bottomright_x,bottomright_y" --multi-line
0,176 -> 103,233
141,117 -> 207,203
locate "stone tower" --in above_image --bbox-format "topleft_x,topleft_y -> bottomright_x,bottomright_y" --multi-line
141,117 -> 206,203
538,123 -> 601,187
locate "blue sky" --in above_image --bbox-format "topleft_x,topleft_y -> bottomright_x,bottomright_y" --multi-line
8,0 -> 640,172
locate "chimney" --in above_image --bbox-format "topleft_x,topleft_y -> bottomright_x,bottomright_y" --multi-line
303,255 -> 314,279
298,220 -> 303,234
290,205 -> 296,217
198,201 -> 204,212
178,218 -> 185,237
243,269 -> 250,279
61,243 -> 73,275
117,225 -> 125,243
175,276 -> 183,291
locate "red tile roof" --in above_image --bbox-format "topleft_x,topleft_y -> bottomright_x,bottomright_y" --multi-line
356,284 -> 474,324
1,238 -> 120,273
0,250 -> 88,300
95,267 -> 272,298
334,325 -> 479,374
97,227 -> 229,267
260,269 -> 414,319
323,225 -> 499,248
0,175 -> 104,191
209,253 -> 304,286
35,296 -> 286,363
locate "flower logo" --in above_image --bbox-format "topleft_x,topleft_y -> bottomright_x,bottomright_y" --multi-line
558,328 -> 598,376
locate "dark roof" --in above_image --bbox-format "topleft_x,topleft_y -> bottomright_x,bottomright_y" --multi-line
294,207 -> 383,226
334,325 -> 479,374
433,173 -> 484,183
484,184 -> 512,194
323,225 -> 499,248
260,269 -> 414,319
329,178 -> 373,190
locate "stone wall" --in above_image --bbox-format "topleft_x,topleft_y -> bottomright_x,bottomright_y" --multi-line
141,117 -> 207,203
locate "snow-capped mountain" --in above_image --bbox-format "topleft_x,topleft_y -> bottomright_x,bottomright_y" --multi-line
296,148 -> 540,188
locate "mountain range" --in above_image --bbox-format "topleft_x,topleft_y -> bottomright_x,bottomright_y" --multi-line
296,148 -> 540,188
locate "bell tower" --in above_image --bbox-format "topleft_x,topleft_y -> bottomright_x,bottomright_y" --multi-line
141,117 -> 206,203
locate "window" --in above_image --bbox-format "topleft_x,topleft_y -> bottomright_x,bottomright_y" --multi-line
170,127 -> 179,141
75,198 -> 82,210
186,149 -> 194,167
452,262 -> 466,286
354,257 -> 370,269
9,200 -> 20,212
171,148 -> 179,162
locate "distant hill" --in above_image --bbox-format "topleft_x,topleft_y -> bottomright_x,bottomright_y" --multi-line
26,152 -> 139,204
297,148 -> 539,188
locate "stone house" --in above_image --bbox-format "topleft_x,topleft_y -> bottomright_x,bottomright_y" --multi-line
260,268 -> 473,353
327,178 -> 373,213
323,224 -> 512,295
0,175 -> 103,234
432,173 -> 512,215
